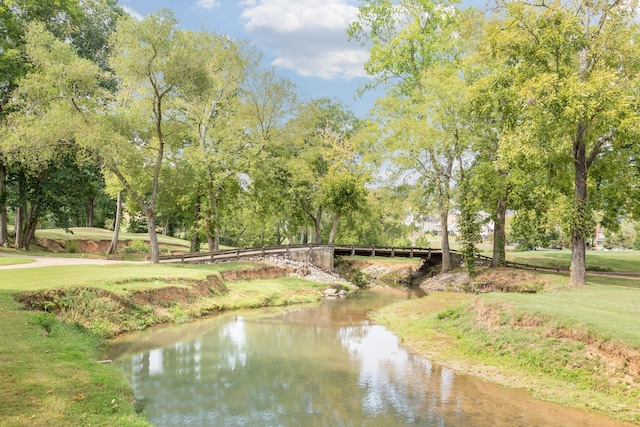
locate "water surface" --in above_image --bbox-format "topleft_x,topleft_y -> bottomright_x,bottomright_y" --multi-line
110,288 -> 631,426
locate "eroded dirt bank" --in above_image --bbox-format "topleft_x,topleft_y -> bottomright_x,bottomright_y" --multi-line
14,264 -> 346,338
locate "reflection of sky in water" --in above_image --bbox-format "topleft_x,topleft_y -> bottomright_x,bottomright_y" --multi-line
149,349 -> 163,376
220,316 -> 247,370
113,292 -> 631,427
340,325 -> 446,421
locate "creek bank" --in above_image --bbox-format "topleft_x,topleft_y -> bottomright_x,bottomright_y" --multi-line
15,262 -> 357,338
371,284 -> 640,425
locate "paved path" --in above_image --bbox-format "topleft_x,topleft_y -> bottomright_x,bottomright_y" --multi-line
0,253 -> 142,269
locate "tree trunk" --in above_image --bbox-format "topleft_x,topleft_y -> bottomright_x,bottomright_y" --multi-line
21,206 -> 38,250
146,212 -> 160,263
570,131 -> 588,285
328,214 -> 340,244
87,196 -> 95,228
439,208 -> 452,272
492,192 -> 507,267
0,160 -> 8,247
107,191 -> 122,255
14,182 -> 23,247
312,208 -> 323,244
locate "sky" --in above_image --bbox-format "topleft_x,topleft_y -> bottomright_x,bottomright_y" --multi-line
118,0 -> 379,117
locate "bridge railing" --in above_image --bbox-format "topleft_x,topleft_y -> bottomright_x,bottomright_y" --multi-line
158,243 -> 334,263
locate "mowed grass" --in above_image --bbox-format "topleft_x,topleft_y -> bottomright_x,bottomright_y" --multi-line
0,261 -> 262,293
35,227 -> 190,247
33,227 -> 233,252
484,282 -> 640,347
505,249 -> 640,272
0,293 -> 152,426
0,256 -> 34,266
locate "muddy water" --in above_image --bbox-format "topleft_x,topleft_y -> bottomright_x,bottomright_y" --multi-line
109,288 -> 631,426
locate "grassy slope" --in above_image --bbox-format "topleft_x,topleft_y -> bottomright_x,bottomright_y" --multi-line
0,293 -> 152,427
35,227 -> 190,247
373,274 -> 640,424
32,227 -> 232,252
0,261 -> 328,425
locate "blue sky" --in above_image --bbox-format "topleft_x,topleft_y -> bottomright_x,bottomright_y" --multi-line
119,0 -> 379,117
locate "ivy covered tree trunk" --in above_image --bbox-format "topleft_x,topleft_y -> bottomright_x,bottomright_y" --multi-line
570,132 -> 588,286
491,192 -> 507,267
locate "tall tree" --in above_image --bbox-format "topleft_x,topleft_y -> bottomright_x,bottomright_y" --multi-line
486,0 -> 640,285
0,0 -> 83,246
105,10 -> 191,263
350,2 -> 476,271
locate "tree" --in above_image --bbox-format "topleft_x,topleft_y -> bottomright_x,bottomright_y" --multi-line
486,0 -> 640,285
350,1 -> 477,272
0,0 -> 84,246
283,98 -> 360,244
104,10 -> 194,263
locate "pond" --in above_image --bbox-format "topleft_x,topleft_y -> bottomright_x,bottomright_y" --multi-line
109,288 -> 630,426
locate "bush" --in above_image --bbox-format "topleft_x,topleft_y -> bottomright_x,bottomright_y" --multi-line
65,240 -> 79,253
122,240 -> 150,254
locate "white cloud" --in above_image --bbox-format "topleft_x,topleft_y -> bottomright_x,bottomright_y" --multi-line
241,0 -> 368,80
121,6 -> 144,21
196,0 -> 220,9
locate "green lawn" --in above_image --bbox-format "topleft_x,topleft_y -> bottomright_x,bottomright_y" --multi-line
0,256 -> 34,266
484,282 -> 640,347
35,227 -> 190,247
33,227 -> 233,252
504,249 -> 640,272
0,293 -> 152,427
0,262 -> 261,293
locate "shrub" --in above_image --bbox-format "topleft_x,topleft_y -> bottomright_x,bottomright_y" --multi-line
65,240 -> 79,253
122,240 -> 150,254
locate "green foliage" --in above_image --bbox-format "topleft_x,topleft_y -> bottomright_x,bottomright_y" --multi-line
457,178 -> 482,277
414,235 -> 432,248
34,311 -> 57,334
122,240 -> 150,254
65,240 -> 79,253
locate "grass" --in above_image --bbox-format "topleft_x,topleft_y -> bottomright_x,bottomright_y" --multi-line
504,249 -> 640,272
0,293 -> 152,426
0,256 -> 34,266
0,259 -> 331,425
0,262 -> 260,293
372,273 -> 640,424
34,227 -> 190,247
32,227 -> 233,252
194,277 -> 328,312
484,283 -> 640,347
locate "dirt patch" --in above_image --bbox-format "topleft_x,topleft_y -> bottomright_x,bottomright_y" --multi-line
419,267 -> 547,294
15,287 -> 130,312
36,238 -> 66,253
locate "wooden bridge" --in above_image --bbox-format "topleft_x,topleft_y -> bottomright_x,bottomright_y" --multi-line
158,244 -> 459,270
